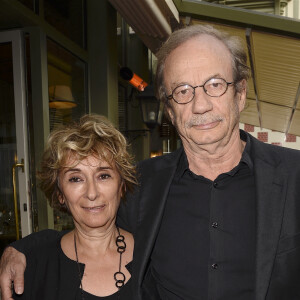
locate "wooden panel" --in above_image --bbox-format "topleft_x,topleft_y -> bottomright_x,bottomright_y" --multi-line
240,98 -> 260,127
252,31 -> 300,108
260,102 -> 292,133
289,109 -> 300,136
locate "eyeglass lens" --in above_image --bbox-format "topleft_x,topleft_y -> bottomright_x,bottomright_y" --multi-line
172,78 -> 230,103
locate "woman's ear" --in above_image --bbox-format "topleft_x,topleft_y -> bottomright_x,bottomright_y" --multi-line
58,193 -> 65,205
120,181 -> 126,198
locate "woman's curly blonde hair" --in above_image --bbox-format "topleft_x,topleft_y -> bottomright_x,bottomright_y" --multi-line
38,114 -> 137,213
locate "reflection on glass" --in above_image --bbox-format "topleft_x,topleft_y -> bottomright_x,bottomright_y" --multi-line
44,0 -> 86,48
16,0 -> 35,12
47,38 -> 86,130
0,43 -> 20,254
24,34 -> 40,233
47,38 -> 87,230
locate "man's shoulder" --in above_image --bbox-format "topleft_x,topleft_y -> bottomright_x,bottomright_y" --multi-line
248,131 -> 300,164
137,148 -> 183,171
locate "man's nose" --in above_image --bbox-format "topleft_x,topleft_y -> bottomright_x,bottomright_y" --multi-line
191,87 -> 213,114
86,180 -> 99,201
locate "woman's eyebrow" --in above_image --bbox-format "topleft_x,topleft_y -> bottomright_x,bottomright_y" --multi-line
96,166 -> 113,171
63,166 -> 113,174
63,168 -> 81,174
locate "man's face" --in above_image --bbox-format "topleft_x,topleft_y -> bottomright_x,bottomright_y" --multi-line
164,35 -> 246,150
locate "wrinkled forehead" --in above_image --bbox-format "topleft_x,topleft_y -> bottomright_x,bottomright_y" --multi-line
169,34 -> 231,61
164,35 -> 233,86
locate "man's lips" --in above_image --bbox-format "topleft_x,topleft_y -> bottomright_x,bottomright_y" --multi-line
191,120 -> 220,130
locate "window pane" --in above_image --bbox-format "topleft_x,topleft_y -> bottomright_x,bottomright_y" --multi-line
47,38 -> 87,129
47,38 -> 87,230
44,0 -> 86,48
0,42 -> 18,254
16,0 -> 35,12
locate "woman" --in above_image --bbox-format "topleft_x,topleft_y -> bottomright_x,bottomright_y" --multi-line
14,114 -> 137,300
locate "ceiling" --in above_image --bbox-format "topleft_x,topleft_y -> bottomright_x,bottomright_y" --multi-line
109,0 -> 300,136
109,0 -> 180,53
201,0 -> 290,14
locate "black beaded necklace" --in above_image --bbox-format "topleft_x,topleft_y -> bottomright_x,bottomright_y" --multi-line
74,227 -> 127,300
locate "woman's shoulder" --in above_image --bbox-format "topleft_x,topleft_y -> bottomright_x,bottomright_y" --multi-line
11,229 -> 63,254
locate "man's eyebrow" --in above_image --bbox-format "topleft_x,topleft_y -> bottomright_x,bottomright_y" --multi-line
169,74 -> 223,89
169,81 -> 189,90
202,74 -> 224,82
208,73 -> 225,80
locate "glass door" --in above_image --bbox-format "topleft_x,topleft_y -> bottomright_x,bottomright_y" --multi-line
0,30 -> 32,254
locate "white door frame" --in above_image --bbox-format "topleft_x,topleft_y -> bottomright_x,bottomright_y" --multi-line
0,30 -> 32,237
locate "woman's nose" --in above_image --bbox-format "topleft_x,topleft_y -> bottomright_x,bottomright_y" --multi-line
86,180 -> 99,201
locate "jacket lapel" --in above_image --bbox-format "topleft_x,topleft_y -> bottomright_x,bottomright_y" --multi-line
252,139 -> 286,300
133,149 -> 182,294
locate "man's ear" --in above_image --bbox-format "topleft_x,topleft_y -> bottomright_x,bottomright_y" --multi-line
166,105 -> 175,125
237,79 -> 247,113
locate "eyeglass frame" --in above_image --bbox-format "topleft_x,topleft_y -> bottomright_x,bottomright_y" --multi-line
166,77 -> 236,105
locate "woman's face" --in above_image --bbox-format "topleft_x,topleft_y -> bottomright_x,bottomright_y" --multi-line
58,155 -> 123,232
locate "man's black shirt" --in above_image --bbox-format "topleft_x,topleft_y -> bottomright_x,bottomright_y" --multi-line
151,132 -> 256,299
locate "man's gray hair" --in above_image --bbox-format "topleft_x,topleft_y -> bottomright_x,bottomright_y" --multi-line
155,24 -> 250,106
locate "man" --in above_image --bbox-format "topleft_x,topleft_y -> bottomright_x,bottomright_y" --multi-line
1,25 -> 300,300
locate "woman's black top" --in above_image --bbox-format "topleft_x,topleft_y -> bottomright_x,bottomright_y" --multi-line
13,230 -> 133,300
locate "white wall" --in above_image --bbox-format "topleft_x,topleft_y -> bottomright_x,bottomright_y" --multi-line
240,123 -> 300,150
285,0 -> 300,19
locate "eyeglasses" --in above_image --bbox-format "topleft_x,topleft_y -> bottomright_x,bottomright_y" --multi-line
166,78 -> 235,104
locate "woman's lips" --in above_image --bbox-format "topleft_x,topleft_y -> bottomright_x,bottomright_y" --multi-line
82,204 -> 106,212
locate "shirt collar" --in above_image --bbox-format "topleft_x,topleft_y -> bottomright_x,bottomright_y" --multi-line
174,130 -> 253,180
174,150 -> 189,181
240,129 -> 253,171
